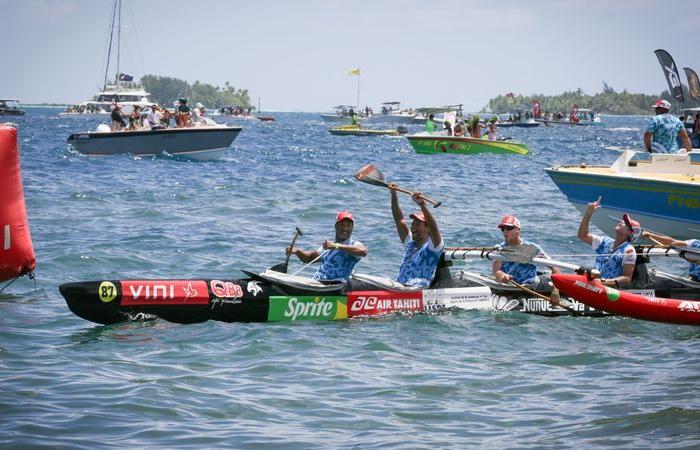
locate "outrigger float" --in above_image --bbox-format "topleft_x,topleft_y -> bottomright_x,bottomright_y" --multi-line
59,245 -> 700,325
406,134 -> 530,156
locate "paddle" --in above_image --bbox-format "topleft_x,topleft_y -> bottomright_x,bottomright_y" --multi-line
270,227 -> 303,273
354,163 -> 442,208
444,244 -> 541,264
508,280 -> 580,316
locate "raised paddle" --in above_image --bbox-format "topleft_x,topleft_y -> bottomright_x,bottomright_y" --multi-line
270,227 -> 303,273
354,163 -> 442,208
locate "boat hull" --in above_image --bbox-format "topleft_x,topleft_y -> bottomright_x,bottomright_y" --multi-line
328,128 -> 399,136
551,274 -> 700,325
545,167 -> 700,240
66,126 -> 242,160
535,118 -> 603,126
496,122 -> 540,128
406,135 -> 530,155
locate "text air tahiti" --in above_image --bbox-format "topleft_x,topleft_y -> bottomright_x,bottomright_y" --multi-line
545,150 -> 700,240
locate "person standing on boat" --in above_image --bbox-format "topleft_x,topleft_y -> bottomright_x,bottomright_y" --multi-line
176,98 -> 191,127
287,211 -> 368,282
492,215 -> 559,289
425,114 -> 437,133
577,197 -> 639,288
644,99 -> 692,153
693,113 -> 700,148
486,118 -> 498,141
641,231 -> 700,283
389,183 -> 444,287
145,104 -> 163,129
110,103 -> 126,131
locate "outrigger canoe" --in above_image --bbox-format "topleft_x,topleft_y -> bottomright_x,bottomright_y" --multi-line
59,247 -> 700,325
406,134 -> 530,155
551,274 -> 700,326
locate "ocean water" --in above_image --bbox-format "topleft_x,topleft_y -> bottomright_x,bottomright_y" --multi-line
1,109 -> 698,448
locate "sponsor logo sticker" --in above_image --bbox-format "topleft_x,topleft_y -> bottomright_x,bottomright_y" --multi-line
268,296 -> 347,321
121,280 -> 210,306
678,301 -> 700,313
98,281 -> 118,303
347,291 -> 423,317
247,281 -> 262,296
210,280 -> 243,299
605,287 -> 620,302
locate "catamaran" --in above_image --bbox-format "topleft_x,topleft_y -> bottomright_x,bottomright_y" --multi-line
59,0 -> 153,117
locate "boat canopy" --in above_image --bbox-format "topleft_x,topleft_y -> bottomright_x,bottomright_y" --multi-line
416,104 -> 463,114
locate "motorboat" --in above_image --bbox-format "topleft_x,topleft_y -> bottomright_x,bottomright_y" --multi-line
496,108 -> 540,128
0,99 -> 26,116
320,105 -> 366,124
406,133 -> 530,155
364,102 -> 416,124
67,124 -> 242,160
536,108 -> 603,126
545,150 -> 700,240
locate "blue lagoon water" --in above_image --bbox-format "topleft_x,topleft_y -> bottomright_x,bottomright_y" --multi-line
1,109 -> 699,448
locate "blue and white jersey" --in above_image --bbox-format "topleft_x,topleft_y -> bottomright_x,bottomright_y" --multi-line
646,114 -> 683,153
688,239 -> 700,281
591,235 -> 636,279
395,234 -> 444,288
313,238 -> 362,282
495,240 -> 545,284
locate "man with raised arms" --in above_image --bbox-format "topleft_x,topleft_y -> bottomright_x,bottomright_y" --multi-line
389,183 -> 444,287
287,211 -> 367,282
577,197 -> 639,288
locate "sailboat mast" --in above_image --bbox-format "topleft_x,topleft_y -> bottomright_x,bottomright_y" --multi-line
103,0 -> 118,91
116,0 -> 121,88
357,73 -> 360,111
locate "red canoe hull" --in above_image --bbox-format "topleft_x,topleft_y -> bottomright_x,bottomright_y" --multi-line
551,274 -> 700,325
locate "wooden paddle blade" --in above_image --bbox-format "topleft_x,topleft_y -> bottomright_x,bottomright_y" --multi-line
269,262 -> 288,273
354,163 -> 388,187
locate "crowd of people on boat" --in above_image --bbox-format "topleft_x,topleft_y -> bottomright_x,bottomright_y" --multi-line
218,106 -> 253,117
284,187 -> 699,292
109,98 -> 212,131
423,113 -> 499,140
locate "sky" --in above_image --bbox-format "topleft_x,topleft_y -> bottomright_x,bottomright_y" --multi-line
1,0 -> 698,112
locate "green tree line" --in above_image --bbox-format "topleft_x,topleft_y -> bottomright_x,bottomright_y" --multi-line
485,82 -> 700,115
139,75 -> 251,109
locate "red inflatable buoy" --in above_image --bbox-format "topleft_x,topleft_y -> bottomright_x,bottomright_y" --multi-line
0,125 -> 36,281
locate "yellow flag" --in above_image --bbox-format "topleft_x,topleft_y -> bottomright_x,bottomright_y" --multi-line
347,68 -> 360,76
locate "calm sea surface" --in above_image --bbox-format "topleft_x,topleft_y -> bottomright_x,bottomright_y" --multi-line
1,109 -> 698,448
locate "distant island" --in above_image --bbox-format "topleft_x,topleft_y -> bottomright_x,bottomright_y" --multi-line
484,82 -> 700,115
140,75 -> 251,109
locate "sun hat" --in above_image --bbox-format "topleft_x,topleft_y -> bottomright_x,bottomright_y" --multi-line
651,99 -> 671,110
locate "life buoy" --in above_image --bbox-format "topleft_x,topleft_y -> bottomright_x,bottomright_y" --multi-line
0,125 -> 36,281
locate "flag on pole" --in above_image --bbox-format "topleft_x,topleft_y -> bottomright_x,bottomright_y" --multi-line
118,73 -> 133,81
505,92 -> 514,98
347,68 -> 360,76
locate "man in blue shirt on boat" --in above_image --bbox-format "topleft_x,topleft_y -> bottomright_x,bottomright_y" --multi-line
577,197 -> 639,288
644,99 -> 692,153
491,215 -> 559,290
389,183 -> 444,287
641,231 -> 700,283
287,211 -> 368,282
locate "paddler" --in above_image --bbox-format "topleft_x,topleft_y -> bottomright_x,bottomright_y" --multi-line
389,183 -> 444,287
641,231 -> 700,282
286,211 -> 367,282
644,99 -> 692,153
492,215 -> 559,290
577,197 -> 639,288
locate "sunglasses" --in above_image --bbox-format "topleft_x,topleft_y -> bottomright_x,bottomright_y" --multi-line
500,226 -> 517,231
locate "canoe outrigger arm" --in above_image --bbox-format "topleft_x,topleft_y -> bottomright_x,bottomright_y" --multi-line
444,245 -> 601,279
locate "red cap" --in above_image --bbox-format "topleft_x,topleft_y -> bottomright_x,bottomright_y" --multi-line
651,99 -> 671,110
498,215 -> 521,229
622,213 -> 642,241
409,212 -> 426,223
336,211 -> 354,223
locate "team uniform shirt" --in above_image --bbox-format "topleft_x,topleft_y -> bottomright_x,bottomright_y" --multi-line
688,239 -> 700,281
495,240 -> 546,284
646,114 -> 684,153
395,233 -> 444,288
313,238 -> 362,282
591,235 -> 636,279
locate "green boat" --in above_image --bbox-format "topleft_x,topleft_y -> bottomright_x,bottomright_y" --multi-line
406,133 -> 530,155
328,125 -> 403,136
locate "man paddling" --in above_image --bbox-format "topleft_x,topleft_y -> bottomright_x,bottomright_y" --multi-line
287,211 -> 367,282
389,183 -> 444,287
644,99 -> 692,153
577,197 -> 639,288
492,215 -> 559,289
641,231 -> 700,282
